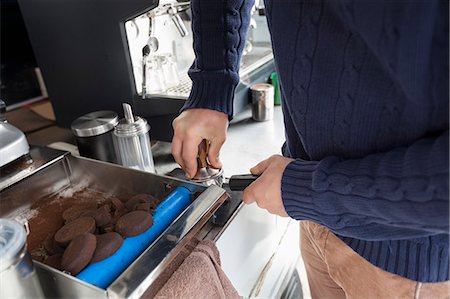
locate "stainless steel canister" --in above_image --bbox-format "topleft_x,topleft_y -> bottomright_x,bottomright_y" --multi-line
71,111 -> 119,163
0,219 -> 44,299
113,103 -> 155,173
250,83 -> 274,121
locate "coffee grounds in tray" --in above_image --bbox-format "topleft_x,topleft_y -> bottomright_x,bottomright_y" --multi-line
62,202 -> 98,222
27,188 -> 109,259
27,188 -> 165,276
43,253 -> 63,270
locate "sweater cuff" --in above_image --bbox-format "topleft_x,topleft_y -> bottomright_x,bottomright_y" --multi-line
182,70 -> 239,119
281,159 -> 322,223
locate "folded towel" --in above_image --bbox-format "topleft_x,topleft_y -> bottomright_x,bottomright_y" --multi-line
155,240 -> 241,299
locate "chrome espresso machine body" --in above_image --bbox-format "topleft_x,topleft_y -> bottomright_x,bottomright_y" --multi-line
18,0 -> 274,141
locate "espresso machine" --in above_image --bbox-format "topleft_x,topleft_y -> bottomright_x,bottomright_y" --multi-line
18,0 -> 274,141
0,100 -> 30,171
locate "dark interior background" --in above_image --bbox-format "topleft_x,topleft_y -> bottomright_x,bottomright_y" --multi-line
1,0 -> 41,108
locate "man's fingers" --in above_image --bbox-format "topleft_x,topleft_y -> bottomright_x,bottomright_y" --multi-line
242,184 -> 256,204
171,135 -> 184,168
181,137 -> 203,178
250,157 -> 272,175
242,175 -> 264,205
207,139 -> 224,169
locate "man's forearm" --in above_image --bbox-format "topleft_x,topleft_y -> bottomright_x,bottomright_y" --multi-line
183,0 -> 255,118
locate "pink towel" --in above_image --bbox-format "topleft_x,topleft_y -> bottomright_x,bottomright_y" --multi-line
155,240 -> 241,299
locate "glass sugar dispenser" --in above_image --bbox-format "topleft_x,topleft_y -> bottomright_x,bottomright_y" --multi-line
113,103 -> 155,173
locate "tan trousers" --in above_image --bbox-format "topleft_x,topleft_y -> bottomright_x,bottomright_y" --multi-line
300,221 -> 450,299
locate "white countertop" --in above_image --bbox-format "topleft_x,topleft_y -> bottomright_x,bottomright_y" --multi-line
216,106 -> 304,298
221,105 -> 285,176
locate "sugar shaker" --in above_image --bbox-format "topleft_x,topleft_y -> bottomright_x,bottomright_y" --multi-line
113,103 -> 155,173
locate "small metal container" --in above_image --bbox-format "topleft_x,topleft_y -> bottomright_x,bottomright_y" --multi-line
0,219 -> 44,299
250,83 -> 274,121
71,111 -> 119,163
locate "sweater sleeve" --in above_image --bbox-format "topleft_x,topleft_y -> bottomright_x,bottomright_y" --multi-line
182,0 -> 254,119
281,130 -> 449,241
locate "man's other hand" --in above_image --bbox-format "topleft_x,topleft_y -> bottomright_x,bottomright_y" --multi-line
243,155 -> 294,217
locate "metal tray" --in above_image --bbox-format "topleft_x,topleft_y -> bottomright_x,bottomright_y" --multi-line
0,146 -> 228,298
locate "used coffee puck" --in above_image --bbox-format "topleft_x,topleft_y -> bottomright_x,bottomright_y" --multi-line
44,233 -> 64,255
82,205 -> 112,227
91,232 -> 123,263
115,211 -> 153,238
62,203 -> 97,222
135,203 -> 154,213
55,217 -> 96,246
61,233 -> 97,275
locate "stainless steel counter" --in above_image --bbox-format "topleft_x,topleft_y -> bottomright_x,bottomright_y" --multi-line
218,107 -> 302,298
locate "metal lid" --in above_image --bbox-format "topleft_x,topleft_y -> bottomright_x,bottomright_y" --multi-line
114,116 -> 150,137
71,111 -> 119,137
250,83 -> 274,92
114,103 -> 150,137
0,219 -> 26,272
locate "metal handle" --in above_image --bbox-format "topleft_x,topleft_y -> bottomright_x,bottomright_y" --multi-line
171,13 -> 188,37
123,103 -> 135,123
169,5 -> 188,37
228,174 -> 259,191
197,139 -> 209,169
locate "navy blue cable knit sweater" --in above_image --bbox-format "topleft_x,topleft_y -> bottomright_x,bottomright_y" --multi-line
183,0 -> 449,282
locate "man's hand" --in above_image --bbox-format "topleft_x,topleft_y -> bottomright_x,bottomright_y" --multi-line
172,108 -> 229,178
243,155 -> 294,217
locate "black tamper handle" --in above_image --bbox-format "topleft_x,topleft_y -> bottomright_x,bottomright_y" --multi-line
228,174 -> 259,191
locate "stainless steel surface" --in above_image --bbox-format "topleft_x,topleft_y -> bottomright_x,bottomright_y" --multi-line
123,103 -> 133,123
0,147 -> 65,192
168,5 -> 188,37
0,219 -> 44,299
171,13 -> 188,37
147,36 -> 159,52
192,167 -> 224,186
0,146 -> 228,298
150,49 -> 274,99
251,83 -> 274,121
70,111 -> 119,137
35,263 -> 107,299
0,122 -> 30,168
